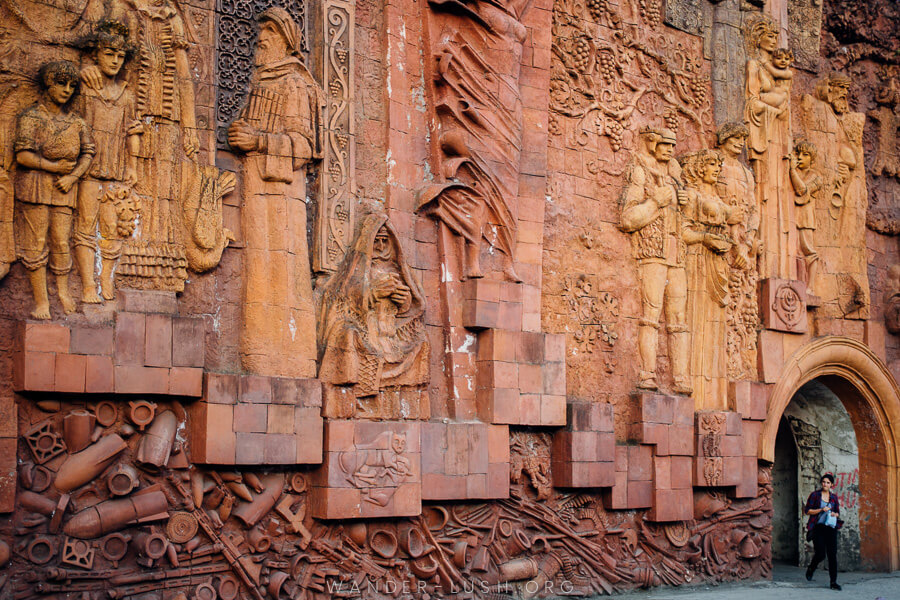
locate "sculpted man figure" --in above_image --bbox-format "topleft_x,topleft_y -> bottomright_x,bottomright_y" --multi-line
228,7 -> 324,378
619,127 -> 692,395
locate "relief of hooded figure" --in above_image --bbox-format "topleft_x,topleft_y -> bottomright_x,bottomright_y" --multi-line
317,211 -> 429,419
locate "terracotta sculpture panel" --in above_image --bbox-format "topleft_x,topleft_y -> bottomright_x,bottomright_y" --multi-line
228,7 -> 324,379
318,211 -> 429,419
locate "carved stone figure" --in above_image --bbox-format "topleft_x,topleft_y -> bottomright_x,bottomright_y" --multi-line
340,432 -> 413,506
796,73 -> 870,318
418,0 -> 532,281
681,149 -> 738,410
227,7 -> 324,379
15,61 -> 95,319
74,20 -> 141,302
868,77 -> 900,179
619,127 -> 691,395
318,211 -> 429,419
715,123 -> 758,382
786,141 -> 823,296
744,15 -> 795,280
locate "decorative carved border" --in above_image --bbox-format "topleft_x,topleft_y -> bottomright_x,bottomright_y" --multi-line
314,0 -> 356,274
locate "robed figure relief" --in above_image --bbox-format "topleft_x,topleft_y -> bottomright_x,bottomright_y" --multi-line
681,150 -> 741,411
318,211 -> 429,420
744,15 -> 795,280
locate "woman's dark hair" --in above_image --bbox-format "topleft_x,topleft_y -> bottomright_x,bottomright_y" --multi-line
37,61 -> 80,97
821,472 -> 835,484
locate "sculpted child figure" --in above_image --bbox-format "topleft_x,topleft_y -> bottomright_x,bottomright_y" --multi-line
760,48 -> 794,117
786,140 -> 823,295
14,60 -> 95,319
75,20 -> 142,302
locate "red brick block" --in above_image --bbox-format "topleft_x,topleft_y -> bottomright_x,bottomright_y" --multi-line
567,402 -> 592,431
615,445 -> 628,471
497,301 -> 522,331
294,407 -> 323,464
172,318 -> 205,367
189,402 -> 236,464
13,351 -> 56,392
597,432 -> 615,461
240,375 -> 272,403
626,479 -> 653,508
520,393 -> 541,424
234,403 -> 267,433
115,312 -> 146,365
540,395 -> 566,426
732,456 -> 759,499
670,456 -> 693,489
668,425 -> 694,455
466,473 -> 488,498
725,411 -> 743,436
542,361 -> 565,395
634,422 -> 669,456
487,462 -> 510,498
309,487 -> 362,520
653,456 -> 671,490
517,331 -> 544,364
488,425 -> 509,463
637,393 -> 674,424
323,420 -> 355,453
117,289 -> 177,314
544,333 -> 566,362
603,470 -> 628,509
298,378 -> 323,408
204,373 -> 239,405
169,367 -> 203,397
464,278 -> 501,303
468,424 -> 489,475
266,405 -> 295,434
144,314 -> 172,368
477,329 -> 517,362
271,378 -> 299,405
115,365 -> 169,395
463,300 -> 499,330
0,399 -> 16,438
592,402 -> 615,433
234,432 -> 266,464
721,434 -> 743,457
672,395 -> 694,426
445,423 -> 469,476
264,434 -> 297,464
519,363 -> 542,394
85,355 -> 114,393
422,473 -> 465,501
648,488 -> 693,522
69,326 -> 113,356
741,420 -> 763,457
723,456 -> 743,486
21,322 -> 70,353
627,445 -> 653,481
55,353 -> 86,393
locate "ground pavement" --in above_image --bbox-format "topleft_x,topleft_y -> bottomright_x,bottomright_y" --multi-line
611,563 -> 900,599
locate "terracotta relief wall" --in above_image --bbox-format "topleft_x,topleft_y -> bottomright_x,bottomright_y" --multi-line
0,0 -> 898,598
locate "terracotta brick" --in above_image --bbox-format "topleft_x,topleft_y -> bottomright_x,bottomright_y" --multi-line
0,399 -> 16,438
465,473 -> 488,498
741,420 -> 763,457
468,424 -> 489,474
478,387 -> 518,424
603,470 -> 628,509
653,456 -> 671,490
271,377 -> 299,404
757,329 -> 784,384
85,355 -> 114,393
544,333 -> 566,362
567,402 -> 592,431
267,404 -> 295,434
724,411 -> 743,436
69,326 -> 113,356
636,422 -> 669,456
498,301 -> 522,330
520,393 -> 541,425
21,322 -> 70,353
144,314 -> 173,368
115,365 -> 169,395
391,482 -> 422,516
464,278 -> 501,303
204,373 -> 239,404
323,420 -> 355,453
488,425 -> 509,463
445,423 -> 469,476
117,289 -> 177,314
670,456 -> 693,489
615,445 -> 628,471
234,403 -> 268,433
235,432 -> 266,464
592,402 -> 615,433
597,432 -> 615,461
487,462 -> 510,498
541,395 -> 566,426
240,375 -> 272,403
55,353 -> 86,393
462,300 -> 499,330
189,403 -> 236,464
626,445 -> 652,481
672,395 -> 694,426
517,331 -> 544,364
722,456 -> 743,486
542,361 -> 565,395
172,318 -> 205,367
169,367 -> 203,397
721,435 -> 743,457
298,378 -> 323,408
668,425 -> 694,455
515,363 -> 539,394
626,480 -> 653,508
115,312 -> 146,365
732,456 -> 759,499
13,351 -> 56,392
264,434 -> 297,464
552,431 -> 573,463
310,487 -> 362,520
422,473 -> 464,500
477,329 -> 517,363
589,462 -> 615,487
648,489 -> 693,522
294,408 -> 322,463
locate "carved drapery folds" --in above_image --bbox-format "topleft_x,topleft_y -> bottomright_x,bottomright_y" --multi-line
317,211 -> 429,419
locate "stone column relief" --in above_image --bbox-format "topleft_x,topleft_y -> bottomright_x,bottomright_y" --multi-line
228,7 -> 324,379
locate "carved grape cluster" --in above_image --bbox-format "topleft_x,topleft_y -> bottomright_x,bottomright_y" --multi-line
586,0 -> 608,21
606,119 -> 624,151
639,0 -> 662,28
573,37 -> 591,72
597,49 -> 616,82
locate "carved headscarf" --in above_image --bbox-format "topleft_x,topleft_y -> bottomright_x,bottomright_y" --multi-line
257,7 -> 302,57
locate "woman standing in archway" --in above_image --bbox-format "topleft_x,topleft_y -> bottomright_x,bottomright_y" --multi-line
804,472 -> 843,590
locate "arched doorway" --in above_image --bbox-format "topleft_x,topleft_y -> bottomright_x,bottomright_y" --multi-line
760,337 -> 900,571
771,381 -> 861,570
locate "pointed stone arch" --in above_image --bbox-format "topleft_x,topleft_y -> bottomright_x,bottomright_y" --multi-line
760,336 -> 900,571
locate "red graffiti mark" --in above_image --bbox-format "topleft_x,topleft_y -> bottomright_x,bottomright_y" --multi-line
832,469 -> 859,509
